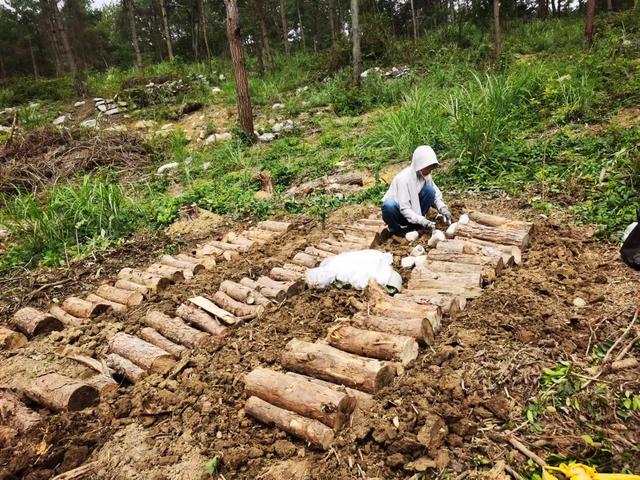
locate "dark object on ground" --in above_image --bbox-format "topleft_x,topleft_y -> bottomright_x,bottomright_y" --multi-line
621,209 -> 640,270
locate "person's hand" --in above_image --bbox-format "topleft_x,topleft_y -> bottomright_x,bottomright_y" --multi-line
420,217 -> 435,230
440,207 -> 453,225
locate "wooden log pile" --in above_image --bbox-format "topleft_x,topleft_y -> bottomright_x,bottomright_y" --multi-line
285,172 -> 364,196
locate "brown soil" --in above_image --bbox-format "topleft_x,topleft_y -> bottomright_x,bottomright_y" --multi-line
1,200 -> 638,480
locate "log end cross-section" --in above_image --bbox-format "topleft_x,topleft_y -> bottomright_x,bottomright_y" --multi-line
11,307 -> 64,338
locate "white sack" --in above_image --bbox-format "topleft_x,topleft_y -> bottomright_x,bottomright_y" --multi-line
306,249 -> 395,290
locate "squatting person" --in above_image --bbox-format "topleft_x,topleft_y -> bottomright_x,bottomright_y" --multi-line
381,145 -> 453,236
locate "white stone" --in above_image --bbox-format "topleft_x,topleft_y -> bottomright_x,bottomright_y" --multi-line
219,74 -> 226,81
401,256 -> 415,269
202,162 -> 211,170
105,108 -> 120,116
211,87 -> 221,93
161,123 -> 174,130
573,297 -> 587,308
74,101 -> 86,108
205,132 -> 232,144
272,103 -> 285,110
97,104 -> 108,112
157,162 -> 179,174
405,231 -> 419,242
80,119 -> 97,128
52,115 -> 67,125
283,119 -> 294,131
93,98 -> 103,102
258,133 -> 276,142
272,122 -> 284,133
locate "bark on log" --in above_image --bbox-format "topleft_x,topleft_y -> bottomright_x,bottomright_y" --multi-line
459,238 -> 522,265
144,310 -> 211,348
239,278 -> 286,301
424,259 -> 496,282
96,285 -> 144,307
243,229 -> 276,242
258,275 -> 304,297
395,293 -> 465,317
292,252 -> 320,268
49,305 -> 83,327
213,291 -> 265,318
86,294 -> 127,314
327,324 -> 419,366
286,173 -> 363,196
436,239 -> 514,266
188,296 -> 238,326
206,240 -> 248,252
257,220 -> 291,232
270,267 -> 303,282
159,255 -> 205,274
11,307 -> 64,337
411,267 -> 482,288
176,304 -> 229,336
427,250 -> 504,272
85,374 -> 119,395
109,332 -> 176,374
316,242 -> 356,254
404,280 -> 483,299
223,232 -> 254,248
281,339 -> 396,393
245,367 -> 356,429
194,244 -> 224,257
114,279 -> 150,296
285,372 -> 373,409
351,312 -> 435,345
118,268 -> 170,292
106,353 -> 147,383
62,296 -> 111,318
304,246 -> 334,259
176,253 -> 216,270
0,326 -> 28,350
455,220 -> 530,249
25,373 -> 99,411
219,280 -> 256,304
146,263 -> 185,283
139,327 -> 187,359
467,211 -> 532,234
245,396 -> 334,449
0,390 -> 40,432
222,250 -> 240,262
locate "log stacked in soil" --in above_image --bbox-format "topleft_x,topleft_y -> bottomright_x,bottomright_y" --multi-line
223,232 -> 254,248
269,267 -> 303,282
85,375 -> 119,395
118,268 -> 170,292
435,239 -> 515,266
245,367 -> 357,429
25,373 -> 99,411
257,220 -> 292,233
239,278 -> 286,302
109,332 -> 176,374
49,305 -> 83,327
194,244 -> 224,258
176,253 -> 216,270
410,268 -> 482,288
146,263 -> 185,283
86,293 -> 127,314
286,172 -> 363,196
159,255 -> 205,274
140,327 -> 187,359
212,291 -> 265,319
281,339 -> 396,394
0,390 -> 40,433
467,211 -> 533,234
257,276 -> 304,297
461,237 -> 522,265
394,293 -> 465,317
144,310 -> 211,348
350,313 -> 434,345
455,220 -> 530,249
188,296 -> 238,326
304,246 -> 334,259
245,396 -> 334,449
327,324 -> 419,365
427,250 -> 504,273
96,285 -> 144,307
292,252 -> 318,268
206,240 -> 248,252
176,304 -> 229,336
220,280 -> 270,306
106,353 -> 147,383
114,279 -> 150,295
11,307 -> 64,337
0,326 -> 28,350
424,259 -> 496,282
285,372 -> 373,409
243,229 -> 276,242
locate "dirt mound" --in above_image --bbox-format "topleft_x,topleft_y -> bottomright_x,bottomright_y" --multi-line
0,127 -> 152,193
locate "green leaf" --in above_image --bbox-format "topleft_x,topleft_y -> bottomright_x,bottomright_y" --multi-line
205,456 -> 220,475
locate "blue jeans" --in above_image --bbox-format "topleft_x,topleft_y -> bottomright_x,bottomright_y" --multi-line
381,184 -> 436,235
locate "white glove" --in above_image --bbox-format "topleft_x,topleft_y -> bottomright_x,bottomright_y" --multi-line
439,206 -> 453,225
419,218 -> 435,230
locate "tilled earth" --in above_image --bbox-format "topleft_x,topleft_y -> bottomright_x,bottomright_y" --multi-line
1,198 -> 638,480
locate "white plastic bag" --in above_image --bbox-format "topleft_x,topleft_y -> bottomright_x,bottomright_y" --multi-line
306,249 -> 395,290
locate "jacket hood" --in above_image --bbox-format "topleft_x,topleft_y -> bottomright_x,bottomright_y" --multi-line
412,145 -> 439,171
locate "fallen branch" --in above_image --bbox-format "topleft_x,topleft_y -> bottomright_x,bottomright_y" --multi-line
507,435 -> 546,467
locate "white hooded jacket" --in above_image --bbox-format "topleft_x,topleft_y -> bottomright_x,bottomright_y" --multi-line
382,146 -> 447,226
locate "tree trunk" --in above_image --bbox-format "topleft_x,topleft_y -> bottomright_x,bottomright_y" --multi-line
607,0 -> 612,11
199,0 -> 212,63
125,0 -> 144,73
189,295 -> 238,326
114,279 -> 150,295
25,373 -> 99,412
212,291 -> 265,318
292,252 -> 319,268
454,220 -> 530,249
49,305 -> 83,327
410,0 -> 418,42
175,304 -> 229,336
244,367 -> 357,429
11,307 -> 63,337
28,37 -> 39,80
219,280 -> 257,304
350,0 -> 362,87
158,0 -> 174,60
538,0 -> 549,18
224,0 -> 256,141
351,312 -> 434,345
493,0 -> 502,57
192,4 -> 199,61
118,268 -> 170,292
109,332 -> 176,374
329,0 -> 338,46
285,372 -> 373,408
279,0 -> 290,57
0,391 -> 40,433
62,296 -> 110,319
96,285 -> 144,307
467,211 -> 533,234
269,267 -> 303,282
139,327 -> 187,358
281,339 -> 396,393
254,0 -> 273,69
550,0 -> 557,15
46,0 -> 83,94
585,0 -> 596,46
0,326 -> 28,351
0,56 -> 6,79
107,353 -> 147,383
85,293 -> 127,314
144,310 -> 211,348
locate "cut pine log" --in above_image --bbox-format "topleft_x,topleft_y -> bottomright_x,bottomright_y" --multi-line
176,253 -> 216,270
139,327 -> 187,359
326,324 -> 419,366
281,339 -> 396,394
269,267 -> 303,282
243,229 -> 276,242
114,279 -> 150,296
146,263 -> 185,283
11,307 -> 64,337
351,312 -> 434,345
410,268 -> 482,288
257,220 -> 291,233
427,250 -> 504,271
85,375 -> 119,395
109,332 -> 176,374
118,268 -> 169,292
62,296 -> 111,319
257,276 -> 304,297
222,250 -> 240,262
395,293 -> 465,317
436,239 -> 515,266
224,233 -> 254,248
49,305 -> 83,327
25,373 -> 99,412
467,211 -> 533,234
305,246 -> 334,259
286,172 -> 363,196
175,304 -> 229,336
188,296 -> 238,326
219,280 -> 256,305
106,353 -> 147,383
96,285 -> 144,307
0,391 -> 40,433
239,278 -> 286,301
404,280 -> 483,299
206,240 -> 248,252
244,367 -> 356,429
285,372 -> 373,409
86,294 -> 127,314
459,237 -> 522,265
245,396 -> 334,450
0,326 -> 28,350
455,220 -> 530,249
144,310 -> 211,348
194,244 -> 224,257
292,252 -> 318,268
423,259 -> 496,282
160,255 -> 205,274
212,291 -> 265,319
